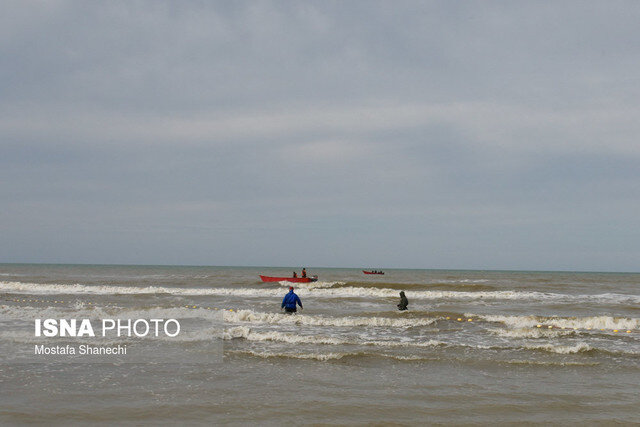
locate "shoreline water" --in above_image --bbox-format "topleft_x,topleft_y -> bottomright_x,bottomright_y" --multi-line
1,264 -> 639,424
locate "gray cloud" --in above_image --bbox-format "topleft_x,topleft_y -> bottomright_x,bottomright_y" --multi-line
1,1 -> 639,270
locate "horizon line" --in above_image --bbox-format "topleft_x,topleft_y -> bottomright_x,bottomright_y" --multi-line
0,261 -> 638,275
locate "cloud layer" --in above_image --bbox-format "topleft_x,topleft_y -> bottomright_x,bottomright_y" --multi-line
1,1 -> 639,270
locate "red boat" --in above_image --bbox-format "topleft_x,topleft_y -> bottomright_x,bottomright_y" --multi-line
259,275 -> 318,283
363,270 -> 384,275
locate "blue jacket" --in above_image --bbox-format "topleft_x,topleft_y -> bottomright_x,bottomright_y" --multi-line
281,290 -> 302,309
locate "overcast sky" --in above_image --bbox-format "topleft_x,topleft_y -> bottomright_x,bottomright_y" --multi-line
1,1 -> 639,271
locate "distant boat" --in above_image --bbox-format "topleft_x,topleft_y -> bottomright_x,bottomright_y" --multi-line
259,275 -> 318,283
363,270 -> 384,275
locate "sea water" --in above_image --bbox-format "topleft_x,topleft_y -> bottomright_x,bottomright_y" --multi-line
1,264 -> 639,424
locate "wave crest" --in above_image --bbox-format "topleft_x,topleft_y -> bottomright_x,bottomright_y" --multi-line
224,309 -> 436,328
478,314 -> 640,331
3,280 -> 640,304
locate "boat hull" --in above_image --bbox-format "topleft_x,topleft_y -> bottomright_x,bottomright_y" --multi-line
259,275 -> 318,283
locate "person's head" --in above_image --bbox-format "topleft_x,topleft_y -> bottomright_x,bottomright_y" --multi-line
289,286 -> 294,291
400,291 -> 405,297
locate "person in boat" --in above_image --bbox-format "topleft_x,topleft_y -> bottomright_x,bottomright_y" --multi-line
281,286 -> 303,314
293,271 -> 297,278
301,268 -> 307,278
397,291 -> 408,311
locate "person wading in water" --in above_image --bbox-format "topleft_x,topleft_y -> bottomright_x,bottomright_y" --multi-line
397,291 -> 409,311
281,286 -> 303,314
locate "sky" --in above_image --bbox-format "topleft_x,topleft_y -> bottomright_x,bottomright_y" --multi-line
1,1 -> 639,271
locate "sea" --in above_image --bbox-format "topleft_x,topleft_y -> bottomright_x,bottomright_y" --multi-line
1,264 -> 639,425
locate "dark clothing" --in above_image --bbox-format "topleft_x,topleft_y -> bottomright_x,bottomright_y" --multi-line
284,307 -> 297,314
398,291 -> 408,311
301,269 -> 307,278
282,290 -> 303,310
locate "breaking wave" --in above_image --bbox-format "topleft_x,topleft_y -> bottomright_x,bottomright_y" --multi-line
523,342 -> 593,354
4,281 -> 640,304
223,309 -> 437,328
0,303 -> 224,322
227,349 -> 450,362
228,349 -> 350,361
0,304 -> 436,328
493,328 -> 573,339
340,280 -> 497,291
275,280 -> 344,289
223,326 -> 444,348
477,314 -> 640,331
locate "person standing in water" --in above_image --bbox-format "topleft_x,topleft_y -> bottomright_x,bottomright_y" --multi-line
281,286 -> 303,314
397,291 -> 408,311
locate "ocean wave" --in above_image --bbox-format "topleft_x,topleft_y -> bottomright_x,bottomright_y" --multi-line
223,326 -> 345,345
227,349 -> 349,361
493,341 -> 639,356
477,314 -> 640,331
223,309 -> 437,328
226,350 -> 610,364
523,342 -> 593,354
6,280 -> 639,304
341,281 -> 497,291
223,326 -> 443,348
0,303 -> 436,329
0,327 -> 225,345
493,328 -> 574,339
227,349 -> 452,362
499,359 -> 600,367
275,280 -> 345,289
0,303 -> 224,323
0,329 -> 135,346
222,325 -> 640,356
223,324 -> 640,357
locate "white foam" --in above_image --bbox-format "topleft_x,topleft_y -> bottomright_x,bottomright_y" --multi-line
0,303 -> 223,322
229,349 -> 349,361
1,303 -> 437,329
275,280 -> 344,289
493,328 -> 572,339
501,359 -> 600,367
523,342 -> 593,354
223,326 -> 444,348
223,326 -> 345,345
229,349 -> 446,362
0,329 -> 135,345
478,314 -> 640,331
4,280 -> 640,305
223,309 -> 436,328
225,327 -> 640,357
0,281 -> 537,300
